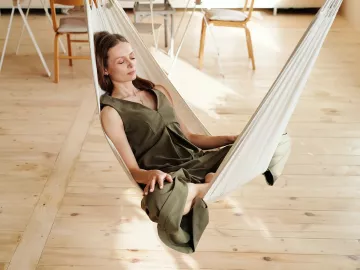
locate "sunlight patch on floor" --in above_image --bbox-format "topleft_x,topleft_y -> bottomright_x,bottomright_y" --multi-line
151,47 -> 241,119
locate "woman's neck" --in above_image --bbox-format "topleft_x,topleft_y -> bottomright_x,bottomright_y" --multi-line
111,81 -> 139,99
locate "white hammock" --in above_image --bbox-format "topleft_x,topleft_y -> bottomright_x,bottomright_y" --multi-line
85,0 -> 343,203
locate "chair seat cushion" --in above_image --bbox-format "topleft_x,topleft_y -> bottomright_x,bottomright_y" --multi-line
58,16 -> 88,33
134,2 -> 175,14
205,9 -> 247,22
134,23 -> 162,34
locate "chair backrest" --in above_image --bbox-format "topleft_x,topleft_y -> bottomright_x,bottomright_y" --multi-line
49,0 -> 95,32
53,0 -> 84,5
12,0 -> 25,5
243,0 -> 255,22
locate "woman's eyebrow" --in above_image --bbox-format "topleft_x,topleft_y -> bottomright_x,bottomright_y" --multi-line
115,51 -> 134,60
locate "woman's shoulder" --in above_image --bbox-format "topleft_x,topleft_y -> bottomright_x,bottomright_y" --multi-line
100,94 -> 120,116
100,105 -> 124,127
100,93 -> 124,111
101,104 -> 120,117
153,84 -> 173,105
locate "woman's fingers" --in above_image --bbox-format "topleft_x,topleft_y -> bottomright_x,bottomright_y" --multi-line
144,183 -> 149,195
158,176 -> 164,189
150,177 -> 156,192
144,173 -> 173,195
144,181 -> 151,195
165,174 -> 173,183
159,174 -> 173,189
144,177 -> 155,195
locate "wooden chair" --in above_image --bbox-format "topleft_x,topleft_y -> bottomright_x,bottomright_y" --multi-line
198,0 -> 256,70
50,0 -> 95,83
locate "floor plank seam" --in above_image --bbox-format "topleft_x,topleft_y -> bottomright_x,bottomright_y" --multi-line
6,89 -> 96,270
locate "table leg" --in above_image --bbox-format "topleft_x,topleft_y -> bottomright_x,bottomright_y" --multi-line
273,7 -> 278,16
164,14 -> 168,48
169,14 -> 174,57
0,7 -> 15,71
17,2 -> 51,77
15,0 -> 31,55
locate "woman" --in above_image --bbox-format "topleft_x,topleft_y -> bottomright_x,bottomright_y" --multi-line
94,31 -> 291,253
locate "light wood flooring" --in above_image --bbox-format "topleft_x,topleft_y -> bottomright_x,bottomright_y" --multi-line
0,7 -> 360,270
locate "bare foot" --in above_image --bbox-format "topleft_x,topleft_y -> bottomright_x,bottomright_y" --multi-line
183,183 -> 211,215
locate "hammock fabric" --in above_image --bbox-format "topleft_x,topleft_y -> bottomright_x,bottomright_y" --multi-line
85,0 -> 342,203
85,0 -> 342,254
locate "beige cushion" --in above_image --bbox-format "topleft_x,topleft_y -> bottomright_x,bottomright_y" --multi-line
205,9 -> 247,22
58,16 -> 88,33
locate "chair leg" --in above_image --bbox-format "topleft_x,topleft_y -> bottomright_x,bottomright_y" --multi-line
67,34 -> 72,66
198,18 -> 207,69
164,15 -> 168,48
244,25 -> 256,70
54,33 -> 60,83
244,28 -> 251,59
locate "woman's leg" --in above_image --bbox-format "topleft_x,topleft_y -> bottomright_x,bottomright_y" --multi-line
183,182 -> 210,215
182,172 -> 216,214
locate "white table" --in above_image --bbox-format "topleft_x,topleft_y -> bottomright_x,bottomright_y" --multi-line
0,0 -> 66,77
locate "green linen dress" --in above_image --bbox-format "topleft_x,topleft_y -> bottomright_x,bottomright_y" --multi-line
100,86 -> 232,253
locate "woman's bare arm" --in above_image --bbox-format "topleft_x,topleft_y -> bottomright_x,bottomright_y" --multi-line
101,106 -> 152,184
101,106 -> 173,194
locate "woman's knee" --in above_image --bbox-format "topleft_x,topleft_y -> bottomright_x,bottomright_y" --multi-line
205,172 -> 215,183
141,178 -> 189,222
143,180 -> 199,217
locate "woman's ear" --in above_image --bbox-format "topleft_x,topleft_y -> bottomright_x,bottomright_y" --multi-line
104,69 -> 109,76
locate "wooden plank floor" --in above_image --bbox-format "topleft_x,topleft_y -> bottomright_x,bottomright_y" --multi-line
1,8 -> 360,270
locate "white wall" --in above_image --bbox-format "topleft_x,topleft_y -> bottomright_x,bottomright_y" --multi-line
0,0 -> 324,9
340,0 -> 360,30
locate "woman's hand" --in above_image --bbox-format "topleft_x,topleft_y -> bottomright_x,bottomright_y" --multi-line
144,170 -> 173,195
227,135 -> 239,144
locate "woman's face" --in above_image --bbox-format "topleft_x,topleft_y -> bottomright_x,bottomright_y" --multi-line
105,41 -> 137,82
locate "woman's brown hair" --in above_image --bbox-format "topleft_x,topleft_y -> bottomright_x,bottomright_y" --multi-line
94,31 -> 155,95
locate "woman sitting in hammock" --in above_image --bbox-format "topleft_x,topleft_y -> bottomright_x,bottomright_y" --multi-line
94,31 -> 291,254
